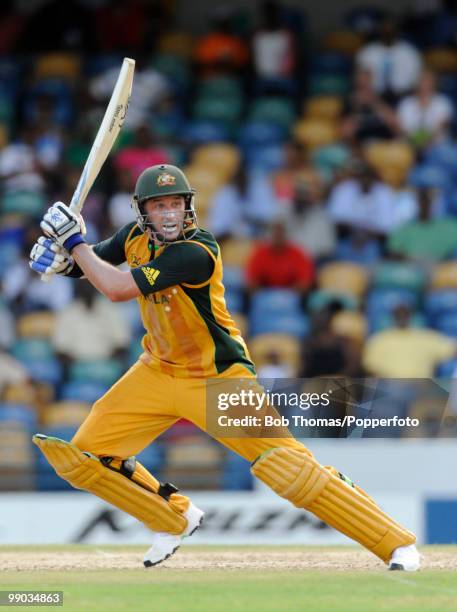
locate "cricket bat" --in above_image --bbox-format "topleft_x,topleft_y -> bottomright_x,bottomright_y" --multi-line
41,57 -> 135,281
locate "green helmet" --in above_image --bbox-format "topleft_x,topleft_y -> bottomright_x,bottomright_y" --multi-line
132,164 -> 198,242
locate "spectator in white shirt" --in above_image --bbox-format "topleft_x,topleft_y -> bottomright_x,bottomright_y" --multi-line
253,1 -> 295,80
397,69 -> 454,148
356,17 -> 422,100
327,161 -> 417,236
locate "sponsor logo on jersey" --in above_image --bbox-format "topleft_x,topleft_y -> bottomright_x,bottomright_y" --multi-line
157,172 -> 176,187
141,266 -> 160,286
129,254 -> 142,268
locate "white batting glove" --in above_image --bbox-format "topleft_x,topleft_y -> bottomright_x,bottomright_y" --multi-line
40,202 -> 87,252
29,236 -> 74,276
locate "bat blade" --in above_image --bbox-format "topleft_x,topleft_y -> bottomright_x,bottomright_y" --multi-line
70,57 -> 135,214
40,57 -> 135,282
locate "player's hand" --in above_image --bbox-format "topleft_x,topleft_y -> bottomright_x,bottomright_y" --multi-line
29,236 -> 74,276
40,202 -> 87,252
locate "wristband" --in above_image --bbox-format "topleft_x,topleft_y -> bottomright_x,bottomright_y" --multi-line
63,233 -> 86,253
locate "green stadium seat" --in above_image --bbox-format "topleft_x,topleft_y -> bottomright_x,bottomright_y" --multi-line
69,359 -> 123,386
248,97 -> 296,130
1,191 -> 45,217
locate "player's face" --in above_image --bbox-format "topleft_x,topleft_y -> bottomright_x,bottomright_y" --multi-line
144,195 -> 186,241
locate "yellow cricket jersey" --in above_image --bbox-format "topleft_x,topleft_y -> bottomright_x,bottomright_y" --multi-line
85,222 -> 255,378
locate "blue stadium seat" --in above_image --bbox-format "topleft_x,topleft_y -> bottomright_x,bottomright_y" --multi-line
223,266 -> 245,292
224,289 -> 244,314
245,144 -> 285,172
0,403 -> 37,431
249,289 -> 308,338
221,451 -> 253,490
69,359 -> 123,386
409,164 -> 450,189
310,52 -> 353,75
137,444 -> 165,474
372,262 -> 427,293
433,312 -> 457,338
238,121 -> 286,148
424,142 -> 457,175
60,381 -> 109,404
436,357 -> 457,377
366,289 -> 419,318
425,290 -> 457,323
183,120 -> 230,144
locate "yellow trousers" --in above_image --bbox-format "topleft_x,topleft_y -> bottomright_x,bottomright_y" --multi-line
72,360 -> 306,461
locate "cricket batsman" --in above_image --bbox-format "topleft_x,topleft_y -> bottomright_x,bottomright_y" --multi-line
29,164 -> 420,570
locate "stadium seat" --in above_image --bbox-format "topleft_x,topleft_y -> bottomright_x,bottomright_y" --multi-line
249,289 -> 309,338
436,357 -> 457,378
425,289 -> 457,322
248,333 -> 301,375
310,53 -> 353,75
424,48 -> 457,73
433,312 -> 457,338
69,359 -> 123,386
432,262 -> 457,290
163,436 -> 223,489
224,289 -> 244,314
331,311 -> 367,344
158,31 -> 194,57
312,143 -> 350,176
191,143 -> 240,182
192,95 -> 243,127
372,262 -> 427,294
60,381 -> 109,404
293,118 -> 339,149
152,53 -> 190,93
197,76 -> 243,99
245,144 -> 285,171
1,191 -> 46,218
308,74 -> 350,96
0,403 -> 37,431
238,121 -> 286,148
222,450 -> 253,490
248,97 -> 296,130
366,288 -> 419,319
42,401 -> 91,427
365,141 -> 415,187
318,262 -> 369,298
307,289 -> 358,312
137,443 -> 165,474
425,141 -> 457,173
34,53 -> 81,81
0,427 -> 35,490
304,95 -> 343,121
322,31 -> 364,55
17,311 -> 56,338
222,266 -> 245,292
409,164 -> 450,190
183,120 -> 230,144
220,238 -> 254,268
12,338 -> 54,362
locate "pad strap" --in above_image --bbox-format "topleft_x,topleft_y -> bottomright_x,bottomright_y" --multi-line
33,435 -> 187,535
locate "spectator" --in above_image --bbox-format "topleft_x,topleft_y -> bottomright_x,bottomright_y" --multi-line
107,168 -> 136,231
300,302 -> 362,378
90,59 -> 169,129
208,166 -> 278,240
246,220 -> 315,291
52,281 -> 129,364
0,126 -> 45,193
252,1 -> 295,80
194,6 -> 249,75
356,16 -> 422,100
388,187 -> 457,261
272,141 -> 321,206
397,69 -> 454,148
327,161 -> 417,236
341,68 -> 400,143
285,179 -> 336,260
363,303 -> 456,377
113,124 -> 170,178
257,349 -> 294,378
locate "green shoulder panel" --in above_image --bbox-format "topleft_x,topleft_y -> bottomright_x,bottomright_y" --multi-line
190,229 -> 219,259
93,221 -> 140,265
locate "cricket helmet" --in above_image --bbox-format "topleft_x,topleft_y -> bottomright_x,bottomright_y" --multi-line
132,164 -> 198,243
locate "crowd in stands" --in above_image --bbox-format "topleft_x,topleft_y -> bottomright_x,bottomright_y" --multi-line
2,0 -> 457,491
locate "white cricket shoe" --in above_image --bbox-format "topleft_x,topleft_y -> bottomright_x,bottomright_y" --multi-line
143,502 -> 204,568
388,544 -> 421,571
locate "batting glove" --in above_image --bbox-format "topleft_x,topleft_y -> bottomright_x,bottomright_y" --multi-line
41,202 -> 87,252
29,236 -> 75,276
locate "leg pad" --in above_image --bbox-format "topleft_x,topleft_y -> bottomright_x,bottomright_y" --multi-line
33,435 -> 187,535
251,447 -> 416,563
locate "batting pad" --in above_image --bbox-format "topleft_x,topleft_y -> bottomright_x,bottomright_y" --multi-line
251,447 -> 416,563
33,435 -> 187,535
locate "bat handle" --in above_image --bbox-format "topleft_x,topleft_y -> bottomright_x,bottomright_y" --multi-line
40,271 -> 54,283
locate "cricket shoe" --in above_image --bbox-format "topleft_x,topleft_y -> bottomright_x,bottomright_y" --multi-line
143,502 -> 204,568
388,544 -> 420,571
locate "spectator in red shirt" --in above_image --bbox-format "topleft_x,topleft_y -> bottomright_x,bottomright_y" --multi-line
114,124 -> 170,178
245,220 -> 315,292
